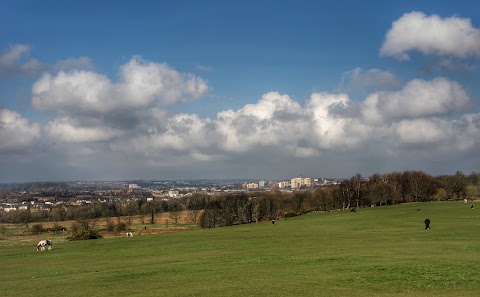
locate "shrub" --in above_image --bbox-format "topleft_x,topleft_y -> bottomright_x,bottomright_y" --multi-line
106,221 -> 115,232
45,224 -> 66,233
0,225 -> 7,238
52,223 -> 65,232
31,224 -> 44,235
71,222 -> 79,233
284,211 -> 299,218
115,222 -> 127,232
67,230 -> 102,241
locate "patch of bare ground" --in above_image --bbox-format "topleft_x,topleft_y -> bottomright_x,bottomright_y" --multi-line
101,227 -> 201,238
37,210 -> 200,229
1,211 -> 202,243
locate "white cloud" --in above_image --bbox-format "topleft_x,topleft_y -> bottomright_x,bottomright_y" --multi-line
95,78 -> 476,169
46,117 -> 124,143
452,114 -> 480,151
381,11 -> 480,60
32,70 -> 112,113
119,57 -> 208,105
215,92 -> 308,152
0,44 -> 46,76
306,92 -> 353,149
131,113 -> 216,153
0,44 -> 91,77
393,118 -> 451,144
30,57 -> 209,145
361,77 -> 471,123
4,77 -> 480,180
0,109 -> 40,151
32,57 -> 209,114
115,92 -> 314,160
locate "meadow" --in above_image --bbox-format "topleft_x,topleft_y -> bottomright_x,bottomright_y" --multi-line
1,201 -> 480,297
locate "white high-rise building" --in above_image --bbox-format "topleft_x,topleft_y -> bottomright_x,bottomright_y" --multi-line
290,176 -> 312,189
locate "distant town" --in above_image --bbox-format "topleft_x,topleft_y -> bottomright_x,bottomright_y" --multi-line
0,176 -> 339,213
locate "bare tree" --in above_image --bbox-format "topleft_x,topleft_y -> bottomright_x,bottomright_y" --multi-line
338,180 -> 354,210
168,200 -> 182,224
169,211 -> 181,224
351,173 -> 364,208
188,209 -> 202,224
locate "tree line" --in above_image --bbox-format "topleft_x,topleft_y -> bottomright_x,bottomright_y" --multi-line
1,170 -> 479,229
198,170 -> 479,227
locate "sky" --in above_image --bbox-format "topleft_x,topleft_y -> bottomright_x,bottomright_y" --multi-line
1,0 -> 480,182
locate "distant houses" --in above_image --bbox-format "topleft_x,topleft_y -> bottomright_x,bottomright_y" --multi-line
239,176 -> 338,191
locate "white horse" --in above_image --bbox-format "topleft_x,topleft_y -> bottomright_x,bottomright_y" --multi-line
126,232 -> 133,238
37,239 -> 52,251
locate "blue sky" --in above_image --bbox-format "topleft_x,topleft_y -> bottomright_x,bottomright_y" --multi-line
1,0 -> 480,182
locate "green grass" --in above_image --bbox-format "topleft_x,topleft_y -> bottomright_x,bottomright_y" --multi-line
1,201 -> 480,296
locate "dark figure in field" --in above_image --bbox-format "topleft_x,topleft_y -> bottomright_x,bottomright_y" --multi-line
271,219 -> 275,224
471,204 -> 475,209
425,218 -> 430,230
351,208 -> 356,213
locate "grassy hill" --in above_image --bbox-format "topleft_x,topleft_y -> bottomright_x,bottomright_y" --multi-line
1,201 -> 480,296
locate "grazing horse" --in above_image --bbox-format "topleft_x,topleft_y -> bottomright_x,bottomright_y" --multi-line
424,218 -> 431,230
37,239 -> 52,251
126,232 -> 133,237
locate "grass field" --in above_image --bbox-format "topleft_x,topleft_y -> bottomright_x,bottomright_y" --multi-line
1,201 -> 480,297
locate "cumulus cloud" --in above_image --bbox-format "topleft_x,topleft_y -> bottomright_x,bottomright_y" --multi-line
46,117 -> 124,143
306,92 -> 353,149
3,75 -> 480,180
453,114 -> 480,151
0,109 -> 40,151
118,92 -> 316,159
88,77 -> 475,170
30,57 -> 209,144
361,77 -> 470,123
119,78 -> 472,164
128,113 -> 217,155
32,57 -> 209,114
215,92 -> 308,152
381,11 -> 480,60
393,118 -> 451,144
